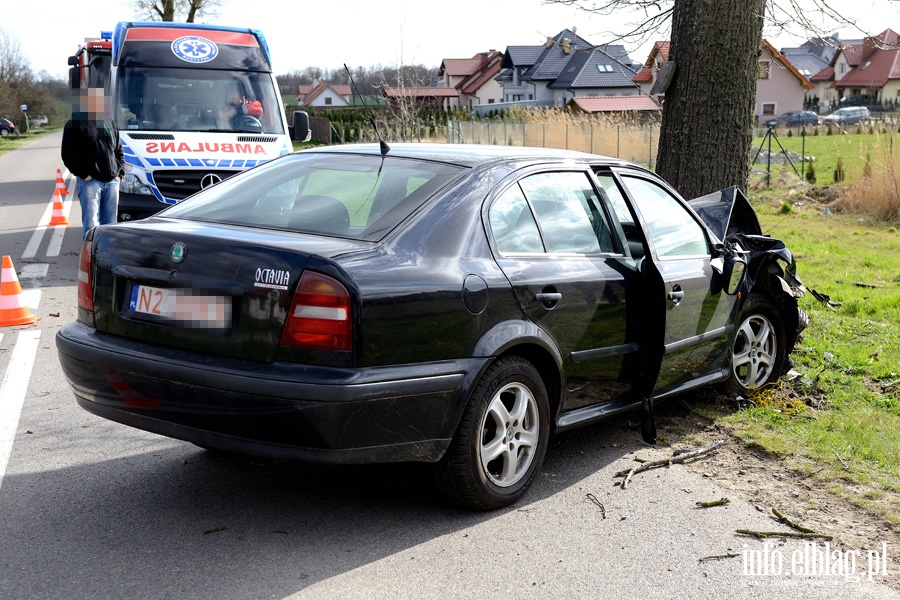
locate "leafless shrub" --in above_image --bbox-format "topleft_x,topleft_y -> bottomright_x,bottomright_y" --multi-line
833,141 -> 900,221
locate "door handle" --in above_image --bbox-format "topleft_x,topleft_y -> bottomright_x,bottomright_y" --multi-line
535,292 -> 562,308
667,289 -> 684,304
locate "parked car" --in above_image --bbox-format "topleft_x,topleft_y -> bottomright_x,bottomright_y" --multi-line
56,144 -> 806,510
0,117 -> 16,136
30,114 -> 48,127
764,111 -> 819,128
822,106 -> 870,126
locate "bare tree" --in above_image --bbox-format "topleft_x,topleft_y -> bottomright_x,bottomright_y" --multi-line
0,28 -> 31,84
132,0 -> 223,22
543,0 -> 895,198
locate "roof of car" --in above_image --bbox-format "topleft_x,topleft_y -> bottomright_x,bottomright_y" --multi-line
298,143 -> 637,170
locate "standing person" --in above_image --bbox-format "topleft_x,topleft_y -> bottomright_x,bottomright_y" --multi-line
61,87 -> 125,240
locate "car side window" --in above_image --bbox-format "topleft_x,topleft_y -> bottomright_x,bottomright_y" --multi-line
518,172 -> 617,254
619,176 -> 709,258
489,183 -> 545,253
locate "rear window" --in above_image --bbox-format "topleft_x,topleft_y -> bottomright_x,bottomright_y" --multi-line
160,152 -> 465,241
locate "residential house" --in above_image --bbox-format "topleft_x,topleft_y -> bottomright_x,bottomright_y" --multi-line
382,86 -> 458,110
780,36 -> 842,79
492,29 -> 640,114
826,28 -> 900,108
296,81 -> 353,108
632,39 -> 813,123
439,51 -> 504,110
756,39 -> 814,122
566,96 -> 660,115
632,41 -> 670,103
780,35 -> 863,109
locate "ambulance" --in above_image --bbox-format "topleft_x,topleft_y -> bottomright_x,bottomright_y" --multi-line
69,22 -> 309,221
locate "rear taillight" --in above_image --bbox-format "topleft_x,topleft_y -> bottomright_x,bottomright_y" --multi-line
77,240 -> 94,313
281,271 -> 352,351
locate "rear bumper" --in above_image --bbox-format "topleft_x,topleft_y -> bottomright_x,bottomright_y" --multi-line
56,321 -> 485,464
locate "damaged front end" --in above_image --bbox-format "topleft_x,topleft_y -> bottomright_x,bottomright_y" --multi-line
690,186 -> 807,355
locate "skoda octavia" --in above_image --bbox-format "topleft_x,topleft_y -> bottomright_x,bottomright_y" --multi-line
57,144 -> 805,509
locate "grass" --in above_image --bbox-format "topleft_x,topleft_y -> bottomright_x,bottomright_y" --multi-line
752,130 -> 900,187
704,178 -> 900,526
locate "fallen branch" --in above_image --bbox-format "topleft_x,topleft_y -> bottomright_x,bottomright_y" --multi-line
835,451 -> 850,470
614,440 -> 726,479
699,553 -> 740,563
736,529 -> 833,541
771,508 -> 815,533
696,497 -> 730,508
586,493 -> 607,519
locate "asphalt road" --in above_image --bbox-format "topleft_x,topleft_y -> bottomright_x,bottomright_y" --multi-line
0,132 -> 897,599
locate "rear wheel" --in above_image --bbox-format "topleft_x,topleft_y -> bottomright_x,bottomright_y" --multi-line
433,356 -> 550,510
728,295 -> 787,395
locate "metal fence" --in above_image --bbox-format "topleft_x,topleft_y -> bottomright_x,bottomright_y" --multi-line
446,119 -> 660,168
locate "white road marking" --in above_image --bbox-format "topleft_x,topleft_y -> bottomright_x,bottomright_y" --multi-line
19,264 -> 49,279
23,169 -> 74,259
0,330 -> 42,493
22,206 -> 52,259
20,289 -> 42,311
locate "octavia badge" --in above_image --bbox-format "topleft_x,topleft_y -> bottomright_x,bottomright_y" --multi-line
171,242 -> 187,263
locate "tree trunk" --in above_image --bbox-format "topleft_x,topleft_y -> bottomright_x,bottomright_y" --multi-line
656,0 -> 765,199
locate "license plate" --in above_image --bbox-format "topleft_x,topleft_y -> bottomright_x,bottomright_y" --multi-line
128,284 -> 232,329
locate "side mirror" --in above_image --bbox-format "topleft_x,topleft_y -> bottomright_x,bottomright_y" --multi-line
67,55 -> 79,66
723,253 -> 747,296
69,67 -> 80,90
291,110 -> 311,142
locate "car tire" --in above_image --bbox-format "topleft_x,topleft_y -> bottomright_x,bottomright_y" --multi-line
726,295 -> 787,396
0,128 -> 10,137
433,356 -> 550,510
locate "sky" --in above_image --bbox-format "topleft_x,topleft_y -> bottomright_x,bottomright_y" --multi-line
7,0 -> 900,79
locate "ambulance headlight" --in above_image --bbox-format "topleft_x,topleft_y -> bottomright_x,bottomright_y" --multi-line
121,173 -> 154,196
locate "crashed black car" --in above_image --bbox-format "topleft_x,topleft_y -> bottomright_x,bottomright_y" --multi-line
56,144 -> 805,510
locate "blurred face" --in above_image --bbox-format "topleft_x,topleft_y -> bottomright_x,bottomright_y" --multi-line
82,88 -> 108,117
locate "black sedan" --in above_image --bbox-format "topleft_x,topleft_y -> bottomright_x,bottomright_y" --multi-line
763,111 -> 819,128
56,144 -> 806,510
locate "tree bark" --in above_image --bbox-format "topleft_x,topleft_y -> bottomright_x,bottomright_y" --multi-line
656,0 -> 766,199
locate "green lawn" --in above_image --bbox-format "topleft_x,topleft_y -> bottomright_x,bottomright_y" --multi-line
703,186 -> 900,526
752,130 -> 900,186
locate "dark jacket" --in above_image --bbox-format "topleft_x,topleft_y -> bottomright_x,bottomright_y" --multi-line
61,114 -> 125,183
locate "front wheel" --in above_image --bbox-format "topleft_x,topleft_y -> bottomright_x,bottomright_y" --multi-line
433,356 -> 550,510
727,295 -> 787,396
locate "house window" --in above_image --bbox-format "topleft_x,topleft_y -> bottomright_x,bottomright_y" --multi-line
325,97 -> 332,105
762,103 -> 776,116
488,99 -> 495,104
597,64 -> 614,73
757,61 -> 770,79
840,63 -> 847,75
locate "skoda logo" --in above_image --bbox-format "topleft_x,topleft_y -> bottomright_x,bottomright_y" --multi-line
171,242 -> 187,263
200,174 -> 222,189
171,36 -> 218,63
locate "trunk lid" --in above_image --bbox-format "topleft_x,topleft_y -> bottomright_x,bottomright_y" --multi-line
90,218 -> 371,363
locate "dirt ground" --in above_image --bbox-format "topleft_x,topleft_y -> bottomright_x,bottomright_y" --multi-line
628,399 -> 900,592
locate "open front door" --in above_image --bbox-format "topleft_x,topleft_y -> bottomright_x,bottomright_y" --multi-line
604,171 -> 740,399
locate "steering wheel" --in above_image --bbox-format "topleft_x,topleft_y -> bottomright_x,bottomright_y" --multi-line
233,115 -> 262,131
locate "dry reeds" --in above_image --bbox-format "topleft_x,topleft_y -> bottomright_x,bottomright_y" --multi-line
833,136 -> 900,222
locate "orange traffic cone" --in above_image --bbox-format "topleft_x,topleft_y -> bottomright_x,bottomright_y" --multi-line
0,255 -> 37,326
48,197 -> 70,226
54,169 -> 69,196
